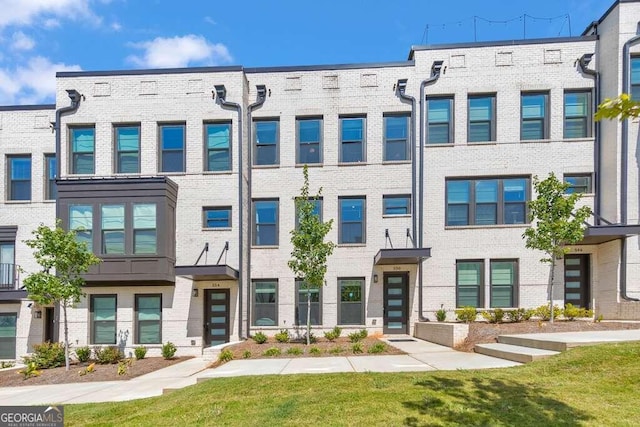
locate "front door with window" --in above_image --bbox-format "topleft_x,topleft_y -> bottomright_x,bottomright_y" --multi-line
564,255 -> 590,308
204,289 -> 230,346
44,307 -> 56,343
383,273 -> 409,334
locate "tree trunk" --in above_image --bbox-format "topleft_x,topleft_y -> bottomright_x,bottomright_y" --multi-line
549,255 -> 556,323
306,289 -> 311,346
63,302 -> 70,371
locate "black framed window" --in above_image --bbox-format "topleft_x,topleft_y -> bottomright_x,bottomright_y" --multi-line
135,294 -> 162,344
490,259 -> 518,308
384,114 -> 410,161
564,91 -> 592,139
468,94 -> 496,142
7,155 -> 31,201
296,280 -> 321,326
205,122 -> 231,171
91,295 -> 116,345
383,195 -> 410,215
297,118 -> 322,164
253,199 -> 278,246
564,174 -> 592,194
203,206 -> 231,228
115,125 -> 140,173
70,205 -> 93,249
0,313 -> 17,359
427,96 -> 453,144
338,278 -> 364,325
133,203 -> 157,254
521,92 -> 549,140
252,280 -> 278,326
254,120 -> 279,166
456,260 -> 483,308
101,205 -> 125,254
632,57 -> 640,100
71,127 -> 95,174
339,196 -> 365,244
340,116 -> 365,163
159,124 -> 185,172
44,154 -> 56,200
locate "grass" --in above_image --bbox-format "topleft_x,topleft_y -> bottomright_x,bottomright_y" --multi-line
65,342 -> 640,426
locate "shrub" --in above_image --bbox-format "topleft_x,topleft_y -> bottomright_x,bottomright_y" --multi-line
309,346 -> 321,356
286,347 -> 304,356
324,329 -> 340,342
505,308 -> 532,323
302,331 -> 317,344
358,329 -> 368,339
436,304 -> 447,322
1,361 -> 15,369
134,346 -> 147,360
481,308 -> 505,324
94,346 -> 124,364
274,329 -> 290,343
252,332 -> 268,344
263,347 -> 282,357
79,362 -> 95,376
328,346 -> 345,354
161,342 -> 177,360
351,342 -> 364,354
118,359 -> 132,376
563,303 -> 594,320
455,306 -> 477,323
75,346 -> 91,363
218,349 -> 234,363
18,362 -> 41,379
242,350 -> 252,359
367,342 -> 386,354
534,304 -> 562,321
24,342 -> 65,369
348,331 -> 363,343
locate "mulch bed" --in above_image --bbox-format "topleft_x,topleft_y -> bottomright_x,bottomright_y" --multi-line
0,357 -> 190,388
455,320 -> 640,352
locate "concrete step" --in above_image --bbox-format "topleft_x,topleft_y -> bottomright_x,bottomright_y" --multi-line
475,343 -> 560,363
498,335 -> 569,352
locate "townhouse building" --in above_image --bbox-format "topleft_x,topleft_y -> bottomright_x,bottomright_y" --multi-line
2,0 -> 640,360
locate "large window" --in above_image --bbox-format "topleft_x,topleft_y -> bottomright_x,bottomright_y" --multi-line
135,294 -> 161,344
632,57 -> 640,100
159,124 -> 185,173
254,120 -> 279,166
384,115 -> 410,161
253,199 -> 278,246
133,204 -> 157,254
91,295 -> 116,345
295,198 -> 322,229
339,196 -> 365,244
456,260 -> 483,308
71,127 -> 95,174
101,205 -> 125,254
7,155 -> 31,201
70,205 -> 93,249
203,206 -> 232,228
383,195 -> 410,216
0,242 -> 15,288
564,174 -> 592,194
427,97 -> 453,144
205,122 -> 231,171
338,278 -> 364,325
490,259 -> 518,308
564,91 -> 591,139
0,313 -> 17,359
297,118 -> 322,164
115,125 -> 140,173
296,280 -> 321,326
44,154 -> 56,200
446,177 -> 529,226
252,280 -> 278,326
521,92 -> 549,140
468,94 -> 496,142
340,117 -> 365,163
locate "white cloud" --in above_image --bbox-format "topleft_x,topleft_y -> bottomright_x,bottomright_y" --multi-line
110,21 -> 122,31
0,56 -> 81,104
11,31 -> 35,50
42,18 -> 61,29
127,35 -> 232,68
204,16 -> 217,25
0,0 -> 98,28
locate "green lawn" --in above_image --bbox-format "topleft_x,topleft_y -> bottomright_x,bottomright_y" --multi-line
66,342 -> 640,426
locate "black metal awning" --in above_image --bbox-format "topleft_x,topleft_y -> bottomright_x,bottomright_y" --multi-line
374,248 -> 431,265
175,264 -> 239,281
577,224 -> 640,245
0,289 -> 27,302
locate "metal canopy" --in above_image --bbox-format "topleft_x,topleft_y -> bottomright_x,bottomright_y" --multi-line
0,289 -> 27,302
175,264 -> 239,281
577,224 -> 640,245
374,248 -> 432,265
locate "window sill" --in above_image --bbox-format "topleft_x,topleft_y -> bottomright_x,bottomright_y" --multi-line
203,170 -> 233,175
520,139 -> 551,143
467,141 -> 497,146
337,243 -> 367,247
425,143 -> 454,147
295,163 -> 323,168
158,172 -> 187,176
382,160 -> 411,165
338,162 -> 368,166
202,227 -> 233,231
113,172 -> 142,177
43,200 -> 56,204
445,224 -> 529,230
562,137 -> 594,143
5,200 -> 31,204
252,164 -> 280,169
251,245 -> 279,249
383,214 -> 411,218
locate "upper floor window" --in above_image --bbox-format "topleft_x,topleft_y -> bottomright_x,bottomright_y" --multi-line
44,154 -> 56,200
254,120 -> 279,166
297,118 -> 322,164
0,242 -> 15,288
101,205 -> 125,254
564,91 -> 592,139
70,127 -> 95,174
253,199 -> 278,246
340,117 -> 365,163
70,205 -> 93,249
427,97 -> 453,144
203,206 -> 232,228
521,92 -> 549,140
632,57 -> 640,100
446,177 -> 529,226
115,125 -> 140,174
295,198 -> 322,229
205,122 -> 231,171
133,204 -> 157,254
159,124 -> 185,173
564,174 -> 592,194
383,195 -> 410,216
7,155 -> 31,201
339,196 -> 365,244
384,115 -> 410,161
468,94 -> 496,142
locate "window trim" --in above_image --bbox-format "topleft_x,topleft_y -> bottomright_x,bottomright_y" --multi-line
252,279 -> 278,326
467,94 -> 496,143
490,259 -> 519,308
337,277 -> 365,325
383,194 -> 411,216
7,154 -> 32,201
204,121 -> 232,172
158,122 -> 186,173
134,293 -> 162,344
339,115 -> 367,163
383,113 -> 411,161
114,124 -> 141,174
69,126 -> 96,175
456,259 -> 485,308
253,119 -> 280,167
520,91 -> 550,141
90,294 -> 117,345
563,90 -> 592,139
203,206 -> 232,229
44,154 -> 56,200
296,116 -> 323,165
252,198 -> 279,246
426,96 -> 454,144
295,279 -> 322,326
338,196 -> 366,244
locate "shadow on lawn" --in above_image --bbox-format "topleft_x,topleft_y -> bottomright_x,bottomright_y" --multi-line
402,376 -> 592,426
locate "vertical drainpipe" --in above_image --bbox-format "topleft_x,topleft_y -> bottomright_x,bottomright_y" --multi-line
54,89 -> 82,219
214,85 -> 246,336
246,85 -> 267,338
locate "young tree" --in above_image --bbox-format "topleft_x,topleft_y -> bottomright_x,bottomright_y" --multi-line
288,165 -> 336,345
23,221 -> 101,370
523,173 -> 592,322
595,93 -> 640,121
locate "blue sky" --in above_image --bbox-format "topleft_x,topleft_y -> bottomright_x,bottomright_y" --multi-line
0,0 -> 611,105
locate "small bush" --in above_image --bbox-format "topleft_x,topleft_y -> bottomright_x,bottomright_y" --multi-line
329,346 -> 345,354
118,358 -> 132,376
563,303 -> 594,320
358,329 -> 368,339
218,349 -> 234,363
534,304 -> 562,321
302,332 -> 318,344
134,346 -> 147,360
79,362 -> 95,376
263,347 -> 282,357
75,346 -> 91,363
309,346 -> 321,356
24,342 -> 66,369
481,308 -> 505,324
274,329 -> 290,343
18,362 -> 41,379
286,347 -> 304,356
242,350 -> 252,359
324,327 -> 342,342
94,346 -> 124,364
351,342 -> 364,354
505,308 -> 532,323
1,361 -> 15,369
161,342 -> 177,360
367,342 -> 386,354
436,304 -> 447,322
455,306 -> 477,323
252,332 -> 268,344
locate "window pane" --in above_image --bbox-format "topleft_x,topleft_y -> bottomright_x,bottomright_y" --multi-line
476,204 -> 497,225
254,281 -> 277,326
255,145 -> 277,165
134,230 -> 157,254
161,126 -> 184,150
340,198 -> 364,243
491,261 -> 516,308
564,92 -> 589,138
72,128 -> 95,152
504,203 -> 526,224
70,205 -> 92,229
299,120 -> 321,143
447,205 -> 469,226
134,204 -> 156,228
341,118 -> 363,141
504,179 -> 526,202
386,116 -> 408,139
522,95 -> 545,118
341,199 -> 363,221
564,175 -> 591,194
208,150 -> 231,171
384,196 -> 410,215
0,314 -> 17,359
92,296 -> 116,344
204,208 -> 231,228
339,279 -> 363,325
118,152 -> 139,174
469,123 -> 491,142
117,127 -> 140,151
632,58 -> 640,100
521,120 -> 544,140
162,151 -> 183,173
469,97 -> 492,121
475,180 -> 497,203
9,156 -> 31,201
134,204 -> 156,254
341,141 -> 363,162
297,286 -> 321,326
428,99 -> 450,122
206,123 -> 231,171
428,123 -> 450,144
254,201 -> 278,246
447,181 -> 470,203
101,205 -> 124,230
206,124 -> 230,149
457,262 -> 481,307
137,295 -> 161,344
385,116 -> 409,161
298,143 -> 320,164
256,121 -> 278,144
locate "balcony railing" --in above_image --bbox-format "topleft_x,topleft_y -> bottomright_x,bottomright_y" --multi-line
0,263 -> 17,290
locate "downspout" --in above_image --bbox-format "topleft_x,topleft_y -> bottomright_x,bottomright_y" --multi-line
395,79 -> 417,245
54,89 -> 82,218
214,85 -> 246,336
619,25 -> 640,301
246,85 -> 267,338
417,61 -> 444,321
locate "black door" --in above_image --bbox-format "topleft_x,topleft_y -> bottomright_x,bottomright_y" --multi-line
564,255 -> 590,308
204,289 -> 230,346
383,273 -> 409,334
44,307 -> 55,342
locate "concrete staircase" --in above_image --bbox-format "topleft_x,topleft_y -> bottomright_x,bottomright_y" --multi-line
475,334 -> 566,363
